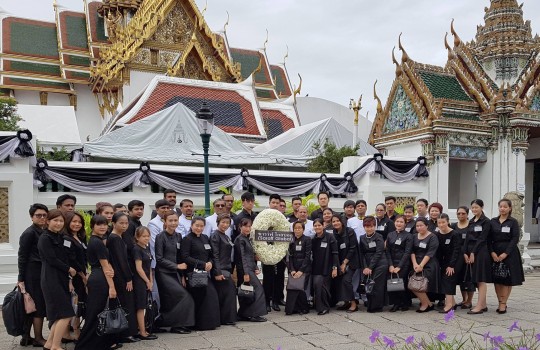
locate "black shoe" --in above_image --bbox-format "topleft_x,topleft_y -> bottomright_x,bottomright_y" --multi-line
272,302 -> 281,312
110,344 -> 123,350
138,334 -> 158,340
437,300 -> 445,307
389,305 -> 399,312
467,309 -> 484,315
278,299 -> 286,306
317,309 -> 329,315
300,309 -> 310,314
223,321 -> 236,326
20,336 -> 34,347
170,327 -> 191,334
250,316 -> 267,322
266,304 -> 272,313
337,302 -> 351,310
61,338 -> 75,344
151,327 -> 167,333
416,304 -> 434,313
121,336 -> 141,343
400,306 -> 410,311
496,308 -> 507,314
482,307 -> 488,312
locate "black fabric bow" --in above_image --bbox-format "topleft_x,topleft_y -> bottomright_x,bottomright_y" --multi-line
240,168 -> 249,190
34,158 -> 49,186
373,153 -> 384,175
139,162 -> 151,185
15,130 -> 34,157
318,173 -> 330,193
342,171 -> 357,194
416,156 -> 429,177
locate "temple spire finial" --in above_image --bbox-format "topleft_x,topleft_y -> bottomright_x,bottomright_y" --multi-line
374,80 -> 383,114
450,19 -> 461,47
392,47 -> 403,77
398,33 -> 409,63
444,32 -> 456,60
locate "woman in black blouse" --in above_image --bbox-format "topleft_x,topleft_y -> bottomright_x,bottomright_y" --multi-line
154,211 -> 194,333
331,214 -> 359,313
451,206 -> 473,309
209,213 -> 237,325
386,215 -> 413,312
106,212 -> 139,343
75,215 -> 117,350
234,218 -> 267,322
375,204 -> 395,241
180,217 -> 220,330
62,211 -> 88,341
360,216 -> 388,313
322,208 -> 334,232
465,199 -> 492,315
427,203 -> 443,233
310,219 -> 338,315
403,205 -> 416,234
436,214 -> 461,313
37,209 -> 77,350
285,221 -> 312,315
410,217 -> 440,313
489,199 -> 525,314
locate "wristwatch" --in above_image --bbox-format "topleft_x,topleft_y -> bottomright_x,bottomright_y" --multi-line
332,266 -> 338,270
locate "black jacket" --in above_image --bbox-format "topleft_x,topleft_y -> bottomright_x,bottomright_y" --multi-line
155,230 -> 183,274
180,232 -> 215,273
287,235 -> 312,273
17,224 -> 44,282
210,230 -> 234,275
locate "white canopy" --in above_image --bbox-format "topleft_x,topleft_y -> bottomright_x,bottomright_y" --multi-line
17,104 -> 82,152
83,103 -> 274,165
253,118 -> 377,166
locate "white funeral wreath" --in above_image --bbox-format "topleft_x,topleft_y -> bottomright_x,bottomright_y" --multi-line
250,208 -> 291,265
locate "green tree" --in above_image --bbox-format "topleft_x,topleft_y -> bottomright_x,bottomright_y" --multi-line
37,145 -> 71,161
307,139 -> 360,173
0,97 -> 22,131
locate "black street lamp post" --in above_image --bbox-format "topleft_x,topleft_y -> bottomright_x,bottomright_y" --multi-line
195,102 -> 214,216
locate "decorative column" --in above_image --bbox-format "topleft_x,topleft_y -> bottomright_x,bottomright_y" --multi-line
349,96 -> 362,147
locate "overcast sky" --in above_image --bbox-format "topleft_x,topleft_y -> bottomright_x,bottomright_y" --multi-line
2,0 -> 540,121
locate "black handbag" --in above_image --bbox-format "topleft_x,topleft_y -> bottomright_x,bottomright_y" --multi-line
237,283 -> 255,304
96,298 -> 129,336
492,261 -> 511,284
144,292 -> 158,331
2,286 -> 26,337
364,275 -> 376,295
188,269 -> 209,288
387,273 -> 405,292
461,264 -> 476,292
286,273 -> 306,291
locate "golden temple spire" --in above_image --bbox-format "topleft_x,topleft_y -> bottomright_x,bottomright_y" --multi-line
223,11 -> 229,33
263,29 -> 269,52
444,33 -> 456,60
374,80 -> 383,114
398,33 -> 409,63
293,73 -> 302,104
450,19 -> 461,47
282,45 -> 289,66
392,46 -> 403,77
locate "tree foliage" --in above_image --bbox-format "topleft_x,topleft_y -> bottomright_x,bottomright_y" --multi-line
307,139 -> 360,174
0,97 -> 22,131
37,145 -> 72,161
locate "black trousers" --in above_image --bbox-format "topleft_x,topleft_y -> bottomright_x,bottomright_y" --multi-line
262,260 -> 286,304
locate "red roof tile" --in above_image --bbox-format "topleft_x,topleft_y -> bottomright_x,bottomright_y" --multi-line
261,109 -> 294,139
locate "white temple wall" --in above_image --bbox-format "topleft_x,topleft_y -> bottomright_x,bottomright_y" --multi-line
384,142 -> 422,158
477,150 -> 496,217
123,71 -> 159,106
73,84 -> 104,141
13,90 -> 70,106
448,160 -> 477,209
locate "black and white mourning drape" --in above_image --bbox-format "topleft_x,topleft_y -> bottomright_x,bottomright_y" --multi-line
0,130 -> 34,162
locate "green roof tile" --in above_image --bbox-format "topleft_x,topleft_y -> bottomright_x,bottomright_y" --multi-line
65,55 -> 91,66
230,49 -> 271,85
5,77 -> 70,90
256,89 -> 275,99
9,21 -> 59,58
442,113 -> 481,121
9,61 -> 61,76
65,15 -> 89,49
417,71 -> 472,102
271,65 -> 291,97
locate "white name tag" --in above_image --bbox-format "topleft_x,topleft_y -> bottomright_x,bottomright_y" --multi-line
445,239 -> 451,245
395,239 -> 402,246
204,244 -> 211,250
502,226 -> 511,233
340,243 -> 346,249
320,242 -> 328,248
462,233 -> 466,240
296,245 -> 302,251
81,243 -> 87,250
377,226 -> 385,231
326,229 -> 333,234
474,226 -> 482,232
368,242 -> 376,248
419,242 -> 427,249
405,228 -> 411,232
435,228 -> 440,232
176,243 -> 181,249
63,240 -> 71,248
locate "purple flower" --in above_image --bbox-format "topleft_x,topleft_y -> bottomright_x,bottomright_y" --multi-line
536,333 -> 540,342
405,335 -> 415,344
490,335 -> 504,346
436,332 -> 447,342
508,321 -> 520,332
518,347 -> 529,350
444,309 -> 455,322
483,332 -> 492,341
383,336 -> 396,348
370,330 -> 381,344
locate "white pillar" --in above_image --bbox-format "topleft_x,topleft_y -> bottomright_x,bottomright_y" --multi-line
477,150 -> 496,216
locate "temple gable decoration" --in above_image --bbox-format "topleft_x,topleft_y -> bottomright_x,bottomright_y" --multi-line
384,85 -> 419,134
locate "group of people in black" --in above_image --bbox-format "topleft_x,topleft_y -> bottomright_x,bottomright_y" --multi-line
15,190 -> 525,350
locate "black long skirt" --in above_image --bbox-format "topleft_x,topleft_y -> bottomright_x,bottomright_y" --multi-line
25,262 -> 46,318
188,276 -> 221,330
72,274 -> 87,304
365,265 -> 387,311
312,275 -> 332,313
213,270 -> 237,324
470,245 -> 492,283
41,270 -> 74,326
440,265 -> 457,295
388,269 -> 410,307
113,277 -> 138,337
335,268 -> 355,302
285,273 -> 309,314
237,270 -> 267,319
492,242 -> 525,286
155,269 -> 194,328
75,269 -> 116,350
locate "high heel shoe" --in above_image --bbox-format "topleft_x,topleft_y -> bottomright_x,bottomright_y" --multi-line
439,304 -> 458,313
496,303 -> 507,314
416,304 -> 434,313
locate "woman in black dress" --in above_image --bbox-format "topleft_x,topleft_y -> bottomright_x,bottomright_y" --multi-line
386,215 -> 413,312
465,199 -> 492,315
403,205 -> 416,234
375,204 -> 395,241
106,212 -> 139,343
331,214 -> 359,312
132,227 -> 157,340
234,218 -> 267,322
63,211 -> 88,341
38,209 -> 77,350
154,211 -> 194,333
285,221 -> 312,315
451,206 -> 473,309
489,199 -> 525,314
75,215 -> 117,350
209,213 -> 237,325
17,203 -> 48,347
310,219 -> 338,315
436,214 -> 461,313
410,217 -> 440,313
359,216 -> 388,312
180,217 -> 221,330
428,203 -> 443,233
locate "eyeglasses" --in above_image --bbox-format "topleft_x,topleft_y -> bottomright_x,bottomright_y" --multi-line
279,205 -> 286,208
457,212 -> 467,215
34,214 -> 47,218
376,209 -> 385,212
224,200 -> 233,202
215,204 -> 225,208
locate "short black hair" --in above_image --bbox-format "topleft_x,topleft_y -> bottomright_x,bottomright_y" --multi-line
279,199 -> 286,204
385,196 -> 397,203
355,199 -> 367,207
113,203 -> 125,210
163,189 -> 176,197
180,199 -> 193,207
403,205 -> 415,212
56,194 -> 76,206
317,192 -> 329,200
416,198 -> 429,206
155,199 -> 170,208
128,200 -> 145,211
291,197 -> 302,204
29,203 -> 48,217
90,214 -> 108,228
269,194 -> 281,202
241,192 -> 255,202
112,212 -> 128,223
221,193 -> 234,199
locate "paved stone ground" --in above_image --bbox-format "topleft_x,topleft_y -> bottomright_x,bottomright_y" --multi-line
2,272 -> 540,350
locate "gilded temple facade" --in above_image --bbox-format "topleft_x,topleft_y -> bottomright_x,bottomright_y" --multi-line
370,0 -> 540,239
0,0 -> 299,143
